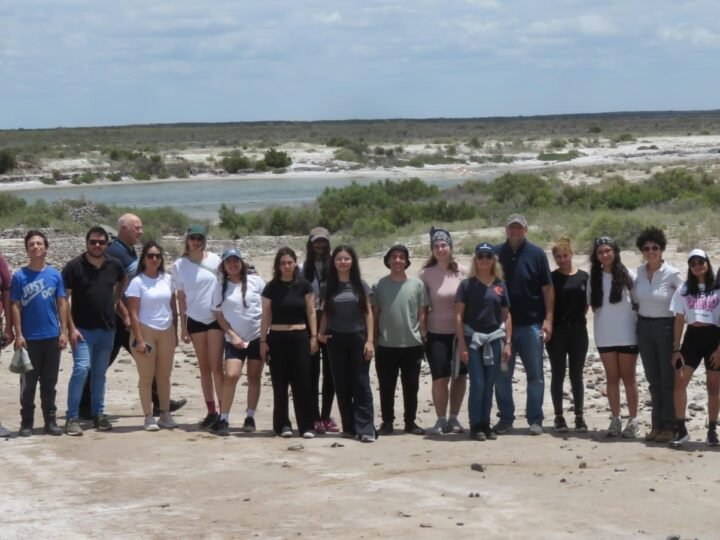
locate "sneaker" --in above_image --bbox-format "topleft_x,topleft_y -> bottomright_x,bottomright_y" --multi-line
313,419 -> 326,434
622,418 -> 639,439
64,418 -> 83,437
144,415 -> 160,432
44,419 -> 63,436
428,418 -> 448,436
214,419 -> 230,437
669,426 -> 689,448
645,427 -> 661,442
607,417 -> 622,437
19,422 -> 32,437
447,417 -> 465,434
323,417 -> 340,433
360,433 -> 376,443
0,422 -> 10,438
404,422 -> 425,435
707,428 -> 719,447
200,412 -> 219,430
302,430 -> 315,439
470,428 -> 487,441
528,423 -> 543,436
492,421 -> 513,435
574,416 -> 588,433
243,416 -> 256,433
93,414 -> 113,431
482,425 -> 497,440
553,416 -> 569,433
654,427 -> 675,444
158,412 -> 178,429
378,422 -> 394,436
280,426 -> 293,438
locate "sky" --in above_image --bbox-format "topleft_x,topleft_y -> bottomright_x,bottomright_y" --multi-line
1,0 -> 719,129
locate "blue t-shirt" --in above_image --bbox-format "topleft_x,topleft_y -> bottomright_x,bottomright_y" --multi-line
494,240 -> 551,326
11,265 -> 66,340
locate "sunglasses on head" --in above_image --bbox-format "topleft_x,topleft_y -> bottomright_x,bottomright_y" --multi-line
145,252 -> 162,260
594,236 -> 613,247
641,244 -> 660,252
88,239 -> 107,246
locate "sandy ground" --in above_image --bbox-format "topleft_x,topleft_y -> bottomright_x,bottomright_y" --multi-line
0,249 -> 718,539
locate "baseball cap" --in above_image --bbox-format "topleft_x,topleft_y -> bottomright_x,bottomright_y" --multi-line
309,227 -> 330,243
475,242 -> 494,255
186,224 -> 208,237
506,214 -> 528,228
688,248 -> 709,262
222,248 -> 242,262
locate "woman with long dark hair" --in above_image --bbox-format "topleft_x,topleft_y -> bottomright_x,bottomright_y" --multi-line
261,247 -> 318,438
211,248 -> 266,436
127,241 -> 178,431
669,249 -> 720,447
318,245 -> 375,441
588,236 -> 639,438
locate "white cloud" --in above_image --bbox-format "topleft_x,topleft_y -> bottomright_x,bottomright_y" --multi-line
660,25 -> 720,47
316,11 -> 342,24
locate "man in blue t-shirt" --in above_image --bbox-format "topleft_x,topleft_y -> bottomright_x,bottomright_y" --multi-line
492,214 -> 554,436
11,230 -> 68,437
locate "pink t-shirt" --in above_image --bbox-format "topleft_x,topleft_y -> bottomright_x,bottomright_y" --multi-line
419,264 -> 468,334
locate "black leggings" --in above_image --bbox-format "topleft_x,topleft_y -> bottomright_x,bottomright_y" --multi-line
546,324 -> 588,416
375,345 -> 423,425
311,344 -> 334,420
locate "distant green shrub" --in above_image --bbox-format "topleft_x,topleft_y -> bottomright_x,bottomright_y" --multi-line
0,149 -> 17,173
537,150 -> 583,162
264,149 -> 292,168
546,138 -> 567,150
334,148 -> 363,162
221,152 -> 251,173
612,133 -> 636,143
581,212 -> 647,249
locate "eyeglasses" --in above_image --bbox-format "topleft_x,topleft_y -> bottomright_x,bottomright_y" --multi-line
145,253 -> 162,260
689,259 -> 707,268
476,253 -> 494,260
187,235 -> 204,242
88,239 -> 107,246
641,245 -> 661,252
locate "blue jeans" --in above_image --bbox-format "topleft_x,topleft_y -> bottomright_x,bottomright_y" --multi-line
467,339 -> 501,428
494,324 -> 545,425
67,328 -> 115,419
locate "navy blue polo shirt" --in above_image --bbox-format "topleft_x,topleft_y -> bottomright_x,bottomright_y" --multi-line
493,240 -> 551,326
107,237 -> 138,277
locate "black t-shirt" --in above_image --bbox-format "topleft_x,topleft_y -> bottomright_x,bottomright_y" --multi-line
551,269 -> 589,325
262,278 -> 313,325
62,254 -> 126,330
455,277 -> 510,333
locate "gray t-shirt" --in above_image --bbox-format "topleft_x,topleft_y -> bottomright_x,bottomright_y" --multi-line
326,281 -> 370,334
371,276 -> 430,348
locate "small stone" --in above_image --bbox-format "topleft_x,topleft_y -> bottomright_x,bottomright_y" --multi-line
456,523 -> 464,527
397,511 -> 411,518
649,488 -> 655,492
419,523 -> 433,528
579,462 -> 587,469
288,444 -> 304,451
614,467 -> 626,472
330,442 -> 344,448
471,463 -> 485,472
560,478 -> 567,483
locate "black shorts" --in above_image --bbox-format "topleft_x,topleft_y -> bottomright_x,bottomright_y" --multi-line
186,316 -> 222,334
681,325 -> 720,372
225,338 -> 262,361
597,345 -> 639,355
426,332 -> 467,380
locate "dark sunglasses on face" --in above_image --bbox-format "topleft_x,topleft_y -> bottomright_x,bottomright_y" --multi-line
476,253 -> 494,260
146,253 -> 162,260
88,239 -> 107,246
188,235 -> 204,242
641,245 -> 660,252
689,259 -> 706,268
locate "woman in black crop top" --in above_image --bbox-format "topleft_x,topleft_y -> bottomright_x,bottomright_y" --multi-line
261,247 -> 318,438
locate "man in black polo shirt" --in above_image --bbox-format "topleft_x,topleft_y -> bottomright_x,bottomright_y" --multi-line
493,214 -> 554,436
63,226 -> 127,435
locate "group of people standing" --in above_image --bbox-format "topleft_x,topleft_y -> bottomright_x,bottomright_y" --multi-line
1,213 -> 718,448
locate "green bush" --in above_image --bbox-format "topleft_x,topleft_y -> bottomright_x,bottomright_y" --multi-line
264,149 -> 292,168
0,149 -> 17,173
581,212 -> 647,249
334,148 -> 363,162
537,150 -> 583,162
254,159 -> 268,172
546,138 -> 567,150
221,152 -> 251,173
612,133 -> 635,143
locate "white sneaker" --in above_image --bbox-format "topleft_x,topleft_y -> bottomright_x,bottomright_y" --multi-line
528,423 -> 543,436
447,417 -> 465,434
302,431 -> 315,439
360,433 -> 376,443
607,417 -> 622,437
280,426 -> 293,438
158,412 -> 178,429
0,422 -> 11,437
144,415 -> 159,432
428,418 -> 447,436
621,418 -> 638,439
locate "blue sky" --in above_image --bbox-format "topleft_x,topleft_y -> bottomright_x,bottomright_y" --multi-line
1,0 -> 719,129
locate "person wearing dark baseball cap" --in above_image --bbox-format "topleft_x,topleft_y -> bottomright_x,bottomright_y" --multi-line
372,244 -> 429,435
493,214 -> 553,436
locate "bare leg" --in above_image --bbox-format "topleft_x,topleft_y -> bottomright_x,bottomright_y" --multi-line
601,352 -> 621,417
220,359 -> 243,415
449,375 -> 467,417
707,372 -> 720,422
618,353 -> 639,417
207,329 -> 225,405
246,358 -> 264,411
673,366 -> 694,420
191,332 -> 215,402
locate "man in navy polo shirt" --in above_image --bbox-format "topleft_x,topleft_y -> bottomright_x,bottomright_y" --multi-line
493,214 -> 554,435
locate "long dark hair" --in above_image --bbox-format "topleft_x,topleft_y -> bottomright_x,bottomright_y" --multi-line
137,241 -> 166,275
589,237 -> 633,308
302,236 -> 331,285
323,245 -> 368,318
218,256 -> 249,308
684,256 -> 716,296
272,246 -> 299,283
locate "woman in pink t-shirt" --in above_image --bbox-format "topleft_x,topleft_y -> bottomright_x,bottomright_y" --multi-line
418,227 -> 468,435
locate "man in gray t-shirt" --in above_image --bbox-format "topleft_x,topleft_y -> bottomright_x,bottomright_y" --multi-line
371,245 -> 429,436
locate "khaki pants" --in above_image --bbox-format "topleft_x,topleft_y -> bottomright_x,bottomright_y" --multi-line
130,324 -> 176,415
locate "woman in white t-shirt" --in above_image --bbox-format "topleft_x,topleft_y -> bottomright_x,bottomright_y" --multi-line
669,248 -> 720,448
588,236 -> 639,439
211,248 -> 266,436
172,225 -> 223,430
127,241 -> 178,432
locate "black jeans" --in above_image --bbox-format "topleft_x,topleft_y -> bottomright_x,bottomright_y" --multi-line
546,323 -> 588,416
21,338 -> 61,424
268,330 -> 314,434
311,342 -> 334,420
375,345 -> 423,425
327,331 -> 374,437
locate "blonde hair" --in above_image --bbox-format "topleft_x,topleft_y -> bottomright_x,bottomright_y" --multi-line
468,254 -> 504,280
551,236 -> 573,256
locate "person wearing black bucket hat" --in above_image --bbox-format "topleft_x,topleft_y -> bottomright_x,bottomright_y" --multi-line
372,244 -> 429,435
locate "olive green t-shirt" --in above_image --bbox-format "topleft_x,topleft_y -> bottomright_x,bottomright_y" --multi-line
371,276 -> 429,347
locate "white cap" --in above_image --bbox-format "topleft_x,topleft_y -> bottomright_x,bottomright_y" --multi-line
688,248 -> 708,261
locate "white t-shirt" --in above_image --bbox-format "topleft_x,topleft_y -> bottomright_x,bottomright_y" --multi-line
172,253 -> 221,324
670,283 -> 720,326
211,275 -> 266,342
126,273 -> 175,330
588,270 -> 638,347
633,262 -> 684,318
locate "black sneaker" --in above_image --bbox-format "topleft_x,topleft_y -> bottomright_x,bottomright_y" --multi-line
19,422 -> 33,437
575,416 -> 588,433
44,419 -> 63,436
93,414 -> 113,431
707,428 -> 719,447
153,398 -> 188,417
378,422 -> 394,435
214,419 -> 230,437
404,422 -> 425,435
64,418 -> 83,436
243,416 -> 256,433
482,424 -> 497,440
200,412 -> 219,430
470,428 -> 487,441
553,415 -> 569,433
669,426 -> 689,448
492,421 -> 513,435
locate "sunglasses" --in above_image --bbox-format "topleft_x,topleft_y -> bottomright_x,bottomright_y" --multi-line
88,239 -> 107,246
641,245 -> 660,252
594,236 -> 613,247
476,252 -> 494,260
689,259 -> 707,268
187,235 -> 204,242
145,253 -> 162,260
